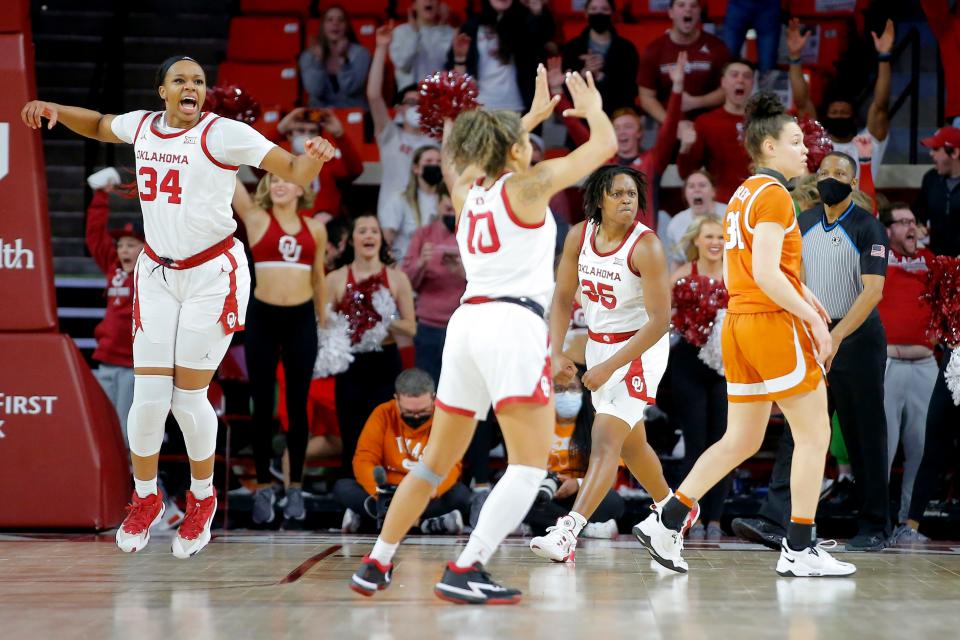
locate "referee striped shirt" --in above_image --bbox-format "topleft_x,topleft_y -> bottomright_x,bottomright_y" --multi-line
799,202 -> 888,321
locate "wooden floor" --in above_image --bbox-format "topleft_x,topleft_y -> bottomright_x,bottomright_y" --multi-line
2,531 -> 960,639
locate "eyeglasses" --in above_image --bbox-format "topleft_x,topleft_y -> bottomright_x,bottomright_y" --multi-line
890,219 -> 917,227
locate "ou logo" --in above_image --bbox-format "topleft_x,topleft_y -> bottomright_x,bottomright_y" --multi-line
631,376 -> 644,393
227,312 -> 237,328
279,235 -> 302,262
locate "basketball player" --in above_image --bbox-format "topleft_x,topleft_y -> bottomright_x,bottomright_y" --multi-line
634,92 -> 856,577
529,165 -> 697,563
348,66 -> 617,604
21,56 -> 336,558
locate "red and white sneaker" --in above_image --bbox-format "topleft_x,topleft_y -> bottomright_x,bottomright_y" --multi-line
530,515 -> 578,562
116,491 -> 165,553
171,489 -> 217,559
651,491 -> 700,536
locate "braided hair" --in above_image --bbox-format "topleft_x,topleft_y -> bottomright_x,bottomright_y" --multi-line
581,165 -> 648,226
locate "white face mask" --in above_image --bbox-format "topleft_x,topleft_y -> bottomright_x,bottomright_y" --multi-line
404,106 -> 421,129
555,391 -> 583,420
291,134 -> 309,155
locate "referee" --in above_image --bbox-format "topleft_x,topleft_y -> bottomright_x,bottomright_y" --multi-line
732,151 -> 891,551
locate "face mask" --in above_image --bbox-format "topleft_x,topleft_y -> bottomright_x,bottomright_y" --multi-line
442,214 -> 456,233
291,134 -> 309,155
821,116 -> 857,140
404,106 -> 420,129
555,391 -> 583,420
588,13 -> 612,34
816,177 -> 853,206
421,164 -> 444,186
401,413 -> 430,429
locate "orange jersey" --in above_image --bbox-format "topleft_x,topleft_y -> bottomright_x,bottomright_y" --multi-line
723,174 -> 804,313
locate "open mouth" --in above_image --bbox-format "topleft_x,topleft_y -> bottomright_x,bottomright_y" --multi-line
734,87 -> 746,97
361,242 -> 377,250
180,96 -> 198,113
692,196 -> 704,205
681,15 -> 694,27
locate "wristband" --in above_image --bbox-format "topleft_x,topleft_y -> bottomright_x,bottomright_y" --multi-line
788,57 -> 802,65
877,53 -> 891,62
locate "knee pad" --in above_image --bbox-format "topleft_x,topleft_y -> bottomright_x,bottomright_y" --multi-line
127,375 -> 174,457
171,386 -> 218,460
409,461 -> 444,487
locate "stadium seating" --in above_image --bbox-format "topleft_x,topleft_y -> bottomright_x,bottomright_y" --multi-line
217,61 -> 301,112
240,0 -> 312,15
227,16 -> 303,62
316,0 -> 389,19
331,107 -> 381,162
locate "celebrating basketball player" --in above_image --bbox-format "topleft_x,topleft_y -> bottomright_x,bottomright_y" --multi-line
21,55 -> 336,558
348,66 -> 617,604
529,165 -> 697,563
634,92 -> 856,577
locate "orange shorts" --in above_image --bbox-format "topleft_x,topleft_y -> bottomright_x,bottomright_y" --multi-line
722,311 -> 823,403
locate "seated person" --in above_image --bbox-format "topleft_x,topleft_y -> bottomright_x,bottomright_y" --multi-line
300,5 -> 372,108
333,368 -> 471,533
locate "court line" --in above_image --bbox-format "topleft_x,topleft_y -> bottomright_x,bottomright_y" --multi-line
277,544 -> 343,585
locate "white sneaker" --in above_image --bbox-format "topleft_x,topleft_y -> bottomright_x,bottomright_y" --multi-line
776,539 -> 857,577
633,510 -> 688,573
652,491 -> 701,535
530,515 -> 578,562
341,508 -> 361,533
153,498 -> 184,532
116,491 -> 165,553
581,518 -> 618,539
171,490 -> 217,559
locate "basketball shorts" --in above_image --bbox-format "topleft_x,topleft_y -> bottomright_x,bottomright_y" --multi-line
435,302 -> 552,418
722,310 -> 823,403
132,239 -> 251,370
585,332 -> 669,428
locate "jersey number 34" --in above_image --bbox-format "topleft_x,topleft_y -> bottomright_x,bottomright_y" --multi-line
139,167 -> 182,204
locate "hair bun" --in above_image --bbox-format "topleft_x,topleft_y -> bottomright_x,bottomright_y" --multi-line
745,91 -> 786,124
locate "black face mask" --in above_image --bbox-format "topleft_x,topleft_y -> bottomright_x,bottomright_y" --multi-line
442,214 -> 456,233
421,164 -> 444,186
588,13 -> 612,34
816,177 -> 853,206
821,116 -> 858,140
401,413 -> 430,429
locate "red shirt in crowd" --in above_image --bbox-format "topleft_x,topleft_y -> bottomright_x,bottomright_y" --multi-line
84,190 -> 134,367
922,0 -> 960,119
677,107 -> 751,203
878,247 -> 936,347
274,131 -> 364,217
401,218 -> 466,328
638,31 -> 730,119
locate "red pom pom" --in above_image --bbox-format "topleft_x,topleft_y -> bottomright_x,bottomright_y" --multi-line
922,256 -> 960,346
204,84 -> 261,124
418,71 -> 480,141
336,270 -> 390,345
671,275 -> 729,347
797,115 -> 834,174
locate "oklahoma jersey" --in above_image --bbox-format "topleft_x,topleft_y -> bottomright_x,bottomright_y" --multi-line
111,110 -> 275,259
457,173 -> 557,308
723,172 -> 803,314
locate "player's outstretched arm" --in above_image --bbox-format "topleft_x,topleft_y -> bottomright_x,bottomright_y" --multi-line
21,100 -> 123,143
260,137 -> 337,189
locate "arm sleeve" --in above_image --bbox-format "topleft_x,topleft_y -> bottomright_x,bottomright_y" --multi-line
352,406 -> 387,496
109,110 -> 151,144
206,119 -> 277,169
84,190 -> 117,274
859,161 -> 877,216
859,218 -> 890,276
676,116 -> 706,179
331,131 -> 364,182
750,184 -> 796,230
649,90 -> 682,174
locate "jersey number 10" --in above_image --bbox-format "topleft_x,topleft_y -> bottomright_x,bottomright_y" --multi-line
465,211 -> 501,254
139,167 -> 182,204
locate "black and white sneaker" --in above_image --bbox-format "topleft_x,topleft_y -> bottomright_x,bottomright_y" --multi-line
349,555 -> 393,597
433,561 -> 522,605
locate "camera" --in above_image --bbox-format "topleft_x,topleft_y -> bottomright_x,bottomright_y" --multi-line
535,472 -> 561,504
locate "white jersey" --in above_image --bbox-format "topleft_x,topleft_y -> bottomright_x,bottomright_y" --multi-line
578,219 -> 654,335
457,173 -> 556,308
111,110 -> 275,260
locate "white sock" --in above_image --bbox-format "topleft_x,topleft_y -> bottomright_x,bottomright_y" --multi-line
134,476 -> 158,499
654,489 -> 674,509
456,464 -> 545,568
370,538 -> 399,565
190,475 -> 214,500
568,511 -> 588,536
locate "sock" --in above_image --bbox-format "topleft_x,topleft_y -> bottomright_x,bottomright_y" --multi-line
654,489 -> 674,510
568,511 -> 588,536
190,475 -> 214,500
134,476 -> 158,499
787,517 -> 815,551
661,492 -> 694,531
456,464 -> 545,568
370,538 -> 399,565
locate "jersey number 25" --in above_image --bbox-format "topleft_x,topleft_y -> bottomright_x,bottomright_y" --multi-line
581,279 -> 617,309
139,167 -> 182,204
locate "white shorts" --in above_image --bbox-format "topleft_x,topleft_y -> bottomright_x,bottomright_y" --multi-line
585,332 -> 669,428
132,239 -> 251,370
436,302 -> 552,418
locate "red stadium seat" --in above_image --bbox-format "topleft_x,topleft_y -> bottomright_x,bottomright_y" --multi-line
787,0 -> 866,17
562,19 -> 588,43
352,17 -> 379,53
617,21 -> 671,53
626,0 -> 670,18
552,0 -> 586,20
227,16 -> 303,63
397,0 -> 472,23
330,107 -> 380,162
240,0 -> 312,15
316,0 -> 388,18
217,61 -> 301,112
706,0 -> 727,21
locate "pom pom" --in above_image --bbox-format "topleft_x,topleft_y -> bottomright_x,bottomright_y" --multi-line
921,255 -> 960,347
418,71 -> 480,141
671,275 -> 729,347
698,309 -> 726,375
797,115 -> 834,173
945,349 -> 960,407
204,84 -> 261,124
352,288 -> 398,353
314,307 -> 354,378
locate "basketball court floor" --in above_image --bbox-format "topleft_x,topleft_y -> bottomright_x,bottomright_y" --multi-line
2,531 -> 959,639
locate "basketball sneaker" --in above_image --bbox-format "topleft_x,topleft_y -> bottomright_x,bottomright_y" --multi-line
251,486 -> 276,525
349,555 -> 393,597
776,539 -> 857,577
633,509 -> 688,573
652,491 -> 701,536
421,509 -> 464,534
283,487 -> 307,522
581,518 -> 619,539
529,515 -> 578,562
433,561 -> 522,605
116,491 -> 165,553
171,489 -> 217,559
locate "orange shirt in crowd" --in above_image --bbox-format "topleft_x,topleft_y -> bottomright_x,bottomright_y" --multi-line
547,420 -> 585,477
353,400 -> 461,497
